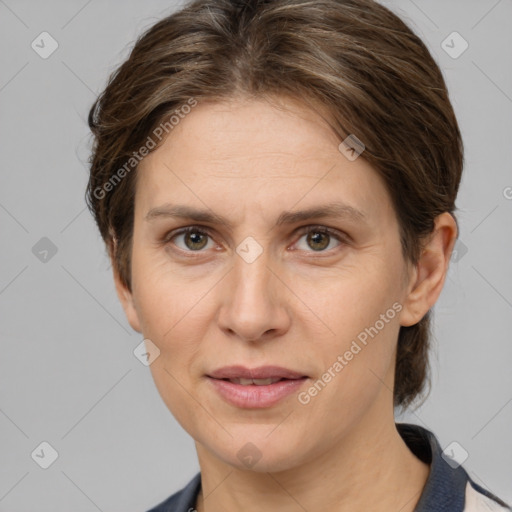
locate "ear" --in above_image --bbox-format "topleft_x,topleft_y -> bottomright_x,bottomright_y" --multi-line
399,212 -> 458,327
109,239 -> 142,333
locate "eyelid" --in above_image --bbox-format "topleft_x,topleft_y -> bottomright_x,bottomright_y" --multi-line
294,224 -> 349,241
161,225 -> 216,244
161,224 -> 349,254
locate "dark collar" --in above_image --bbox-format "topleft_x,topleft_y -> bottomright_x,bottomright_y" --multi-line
397,422 -> 468,511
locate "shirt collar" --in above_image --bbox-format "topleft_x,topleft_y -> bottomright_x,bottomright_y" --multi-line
397,422 -> 470,511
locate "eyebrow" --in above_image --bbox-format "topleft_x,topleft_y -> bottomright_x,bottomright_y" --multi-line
145,202 -> 367,229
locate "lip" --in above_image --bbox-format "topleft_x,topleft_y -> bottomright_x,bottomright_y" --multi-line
207,365 -> 307,380
207,376 -> 308,408
206,365 -> 309,409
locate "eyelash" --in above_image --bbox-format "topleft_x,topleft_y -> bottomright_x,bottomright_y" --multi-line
161,225 -> 349,257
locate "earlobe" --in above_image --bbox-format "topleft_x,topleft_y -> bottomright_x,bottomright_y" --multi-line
399,212 -> 458,327
108,235 -> 142,333
111,258 -> 142,334
113,269 -> 142,333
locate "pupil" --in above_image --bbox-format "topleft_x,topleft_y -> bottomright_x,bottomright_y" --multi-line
186,231 -> 207,250
308,232 -> 329,251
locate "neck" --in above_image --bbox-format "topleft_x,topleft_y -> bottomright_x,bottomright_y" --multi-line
195,397 -> 429,512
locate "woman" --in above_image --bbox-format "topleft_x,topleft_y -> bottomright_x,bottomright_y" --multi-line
86,0 -> 510,510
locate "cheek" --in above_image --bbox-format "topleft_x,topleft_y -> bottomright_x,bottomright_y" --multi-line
295,261 -> 401,407
129,247 -> 215,415
296,256 -> 402,343
130,242 -> 195,332
298,312 -> 399,441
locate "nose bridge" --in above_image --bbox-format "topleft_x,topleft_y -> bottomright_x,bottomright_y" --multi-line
217,239 -> 289,340
231,243 -> 275,310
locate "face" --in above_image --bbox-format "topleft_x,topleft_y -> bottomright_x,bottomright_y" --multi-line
117,95 -> 421,472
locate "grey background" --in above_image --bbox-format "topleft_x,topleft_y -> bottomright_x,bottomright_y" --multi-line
0,0 -> 511,510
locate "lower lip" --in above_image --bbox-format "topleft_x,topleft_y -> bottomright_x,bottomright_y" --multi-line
207,377 -> 308,408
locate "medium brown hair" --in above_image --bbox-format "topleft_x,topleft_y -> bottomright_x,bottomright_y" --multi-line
86,0 -> 464,409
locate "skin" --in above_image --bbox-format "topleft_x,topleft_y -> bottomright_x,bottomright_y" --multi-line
113,95 -> 457,512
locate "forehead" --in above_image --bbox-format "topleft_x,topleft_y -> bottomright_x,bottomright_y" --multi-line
146,96 -> 341,169
135,96 -> 394,226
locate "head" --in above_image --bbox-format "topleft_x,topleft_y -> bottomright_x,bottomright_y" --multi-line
86,0 -> 462,471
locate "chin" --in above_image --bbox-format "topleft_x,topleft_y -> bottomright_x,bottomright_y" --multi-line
209,431 -> 308,473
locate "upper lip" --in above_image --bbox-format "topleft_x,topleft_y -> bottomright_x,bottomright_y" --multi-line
207,365 -> 307,380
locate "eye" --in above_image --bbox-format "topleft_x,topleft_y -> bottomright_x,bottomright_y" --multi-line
165,226 -> 216,252
293,225 -> 345,253
162,224 -> 347,256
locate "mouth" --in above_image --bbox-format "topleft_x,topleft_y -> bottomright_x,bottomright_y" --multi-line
217,377 -> 297,385
206,364 -> 308,381
206,366 -> 309,408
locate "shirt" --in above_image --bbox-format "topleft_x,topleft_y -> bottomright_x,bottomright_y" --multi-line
146,423 -> 511,512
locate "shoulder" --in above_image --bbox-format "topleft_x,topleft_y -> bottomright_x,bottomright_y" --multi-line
464,480 -> 511,512
145,472 -> 201,512
396,423 -> 510,512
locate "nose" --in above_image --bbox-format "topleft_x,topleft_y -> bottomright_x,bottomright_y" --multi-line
216,248 -> 292,343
